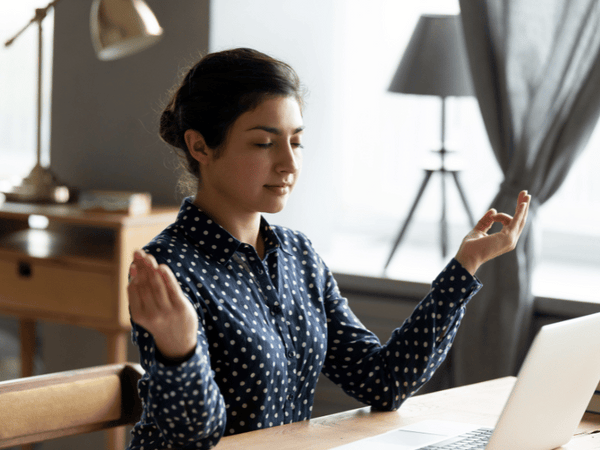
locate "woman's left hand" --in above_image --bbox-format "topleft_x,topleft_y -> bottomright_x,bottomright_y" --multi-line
455,190 -> 531,275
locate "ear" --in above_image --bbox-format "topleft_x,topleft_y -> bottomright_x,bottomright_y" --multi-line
184,129 -> 211,165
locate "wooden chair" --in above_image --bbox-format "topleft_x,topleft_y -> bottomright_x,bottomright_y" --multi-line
0,363 -> 144,449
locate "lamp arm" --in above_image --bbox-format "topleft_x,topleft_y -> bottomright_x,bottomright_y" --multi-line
4,0 -> 63,47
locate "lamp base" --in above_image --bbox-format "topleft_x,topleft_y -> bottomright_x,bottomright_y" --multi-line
4,164 -> 72,204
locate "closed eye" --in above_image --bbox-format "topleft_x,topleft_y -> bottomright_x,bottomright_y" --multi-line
255,142 -> 303,149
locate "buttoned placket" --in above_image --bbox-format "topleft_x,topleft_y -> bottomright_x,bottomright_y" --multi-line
237,244 -> 299,420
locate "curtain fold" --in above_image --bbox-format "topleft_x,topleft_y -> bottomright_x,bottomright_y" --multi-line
450,0 -> 600,385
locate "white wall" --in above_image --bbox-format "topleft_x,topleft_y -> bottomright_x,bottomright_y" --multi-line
209,0 -> 345,254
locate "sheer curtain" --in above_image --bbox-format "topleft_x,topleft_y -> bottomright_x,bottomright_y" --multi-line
451,0 -> 600,385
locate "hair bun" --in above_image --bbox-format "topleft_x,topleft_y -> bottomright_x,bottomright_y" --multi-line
159,107 -> 183,149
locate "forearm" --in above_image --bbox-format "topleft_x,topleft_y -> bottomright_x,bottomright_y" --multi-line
135,326 -> 227,447
323,259 -> 482,410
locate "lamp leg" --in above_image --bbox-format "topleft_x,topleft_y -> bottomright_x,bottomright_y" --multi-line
450,171 -> 476,227
441,170 -> 448,258
384,169 -> 433,271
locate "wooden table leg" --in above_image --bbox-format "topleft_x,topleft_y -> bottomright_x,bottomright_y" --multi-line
107,331 -> 130,450
19,319 -> 36,378
107,331 -> 128,364
19,319 -> 36,450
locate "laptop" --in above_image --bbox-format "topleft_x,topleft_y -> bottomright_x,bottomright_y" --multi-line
333,311 -> 600,450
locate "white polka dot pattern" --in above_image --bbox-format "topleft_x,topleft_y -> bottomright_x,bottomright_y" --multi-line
127,198 -> 482,449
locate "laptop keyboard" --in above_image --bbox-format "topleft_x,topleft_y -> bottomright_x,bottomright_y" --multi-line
420,427 -> 493,449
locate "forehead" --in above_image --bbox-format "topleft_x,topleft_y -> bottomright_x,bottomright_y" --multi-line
235,96 -> 303,131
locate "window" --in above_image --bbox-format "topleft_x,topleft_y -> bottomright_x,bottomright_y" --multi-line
325,0 -> 600,302
0,2 -> 54,189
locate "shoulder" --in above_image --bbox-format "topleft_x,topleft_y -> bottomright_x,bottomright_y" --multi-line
270,225 -> 317,256
142,222 -> 187,265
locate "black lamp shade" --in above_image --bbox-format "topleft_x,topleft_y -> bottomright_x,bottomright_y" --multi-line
389,14 -> 474,97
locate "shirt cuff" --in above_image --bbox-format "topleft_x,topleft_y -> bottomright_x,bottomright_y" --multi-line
432,258 -> 482,306
151,338 -> 208,378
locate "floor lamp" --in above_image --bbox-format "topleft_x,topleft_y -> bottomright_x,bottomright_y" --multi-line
4,0 -> 163,203
384,14 -> 476,271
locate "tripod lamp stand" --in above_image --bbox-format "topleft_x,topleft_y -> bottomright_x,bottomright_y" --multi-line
384,14 -> 476,271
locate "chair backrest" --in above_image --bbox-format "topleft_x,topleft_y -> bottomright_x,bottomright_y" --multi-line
0,363 -> 143,448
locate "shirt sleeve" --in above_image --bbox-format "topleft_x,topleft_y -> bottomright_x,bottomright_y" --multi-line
129,248 -> 228,449
321,258 -> 482,411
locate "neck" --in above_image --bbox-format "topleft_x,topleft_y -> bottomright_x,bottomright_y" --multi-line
192,196 -> 264,258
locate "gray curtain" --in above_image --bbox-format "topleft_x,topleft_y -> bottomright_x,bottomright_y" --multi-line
450,0 -> 600,385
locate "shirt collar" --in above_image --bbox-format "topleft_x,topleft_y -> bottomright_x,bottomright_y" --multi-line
176,198 -> 288,264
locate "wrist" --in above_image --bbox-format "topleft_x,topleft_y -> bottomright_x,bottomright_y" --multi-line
454,254 -> 480,276
154,333 -> 197,362
155,343 -> 197,366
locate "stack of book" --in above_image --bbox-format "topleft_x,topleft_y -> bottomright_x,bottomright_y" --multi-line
78,191 -> 152,216
587,379 -> 600,414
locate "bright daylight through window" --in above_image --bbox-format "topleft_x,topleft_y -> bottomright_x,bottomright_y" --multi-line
0,1 -> 54,190
324,1 -> 600,303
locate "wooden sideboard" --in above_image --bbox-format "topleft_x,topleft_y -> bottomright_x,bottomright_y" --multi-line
0,201 -> 178,449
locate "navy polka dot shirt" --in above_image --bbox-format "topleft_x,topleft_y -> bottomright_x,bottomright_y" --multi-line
127,198 -> 482,449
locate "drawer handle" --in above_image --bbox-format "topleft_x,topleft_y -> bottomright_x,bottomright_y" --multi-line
18,262 -> 32,278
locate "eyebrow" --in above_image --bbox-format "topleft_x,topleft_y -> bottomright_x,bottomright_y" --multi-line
246,125 -> 305,135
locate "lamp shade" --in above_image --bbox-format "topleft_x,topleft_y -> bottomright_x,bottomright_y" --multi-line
389,14 -> 474,97
90,0 -> 163,61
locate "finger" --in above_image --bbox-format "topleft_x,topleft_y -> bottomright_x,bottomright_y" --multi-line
474,208 -> 497,233
129,263 -> 138,281
519,194 -> 531,232
510,194 -> 531,234
159,264 -> 186,307
127,275 -> 145,320
135,263 -> 169,313
490,212 -> 512,227
146,264 -> 171,309
134,250 -> 159,275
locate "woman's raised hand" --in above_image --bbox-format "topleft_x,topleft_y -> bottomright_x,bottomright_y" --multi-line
455,190 -> 531,275
128,250 -> 199,361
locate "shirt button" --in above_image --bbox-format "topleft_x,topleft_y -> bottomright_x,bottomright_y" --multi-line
287,351 -> 295,358
272,305 -> 282,314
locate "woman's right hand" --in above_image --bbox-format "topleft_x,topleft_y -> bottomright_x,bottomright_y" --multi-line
128,250 -> 198,361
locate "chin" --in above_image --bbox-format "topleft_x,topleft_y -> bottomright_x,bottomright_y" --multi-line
262,199 -> 288,214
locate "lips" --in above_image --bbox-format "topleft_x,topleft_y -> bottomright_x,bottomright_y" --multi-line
264,183 -> 292,195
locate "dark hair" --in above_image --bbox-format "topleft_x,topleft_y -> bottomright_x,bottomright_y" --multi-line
159,48 -> 305,195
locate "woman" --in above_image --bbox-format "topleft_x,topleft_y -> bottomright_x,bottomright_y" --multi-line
127,48 -> 530,449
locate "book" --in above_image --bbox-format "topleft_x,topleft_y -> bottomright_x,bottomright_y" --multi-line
586,380 -> 600,414
78,190 -> 152,216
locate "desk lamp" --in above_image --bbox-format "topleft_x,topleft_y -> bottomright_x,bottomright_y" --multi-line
384,14 -> 476,271
4,0 -> 163,203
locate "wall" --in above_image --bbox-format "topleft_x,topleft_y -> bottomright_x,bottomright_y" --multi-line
50,0 -> 210,206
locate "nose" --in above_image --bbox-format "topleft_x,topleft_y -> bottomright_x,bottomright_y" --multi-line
276,142 -> 301,174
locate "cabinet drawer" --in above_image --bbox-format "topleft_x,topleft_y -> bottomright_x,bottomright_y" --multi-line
0,259 -> 115,321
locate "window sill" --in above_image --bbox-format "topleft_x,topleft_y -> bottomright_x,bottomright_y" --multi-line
323,233 -> 600,318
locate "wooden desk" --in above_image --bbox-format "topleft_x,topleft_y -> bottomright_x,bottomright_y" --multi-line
217,377 -> 600,449
0,202 -> 178,449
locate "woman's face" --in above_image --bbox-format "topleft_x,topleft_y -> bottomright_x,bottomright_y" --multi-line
199,95 -> 304,217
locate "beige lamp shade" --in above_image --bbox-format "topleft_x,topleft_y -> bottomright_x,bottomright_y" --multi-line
90,0 -> 163,61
